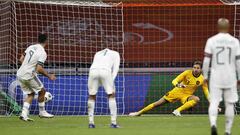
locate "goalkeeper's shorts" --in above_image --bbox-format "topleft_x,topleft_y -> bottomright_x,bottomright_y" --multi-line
163,90 -> 191,104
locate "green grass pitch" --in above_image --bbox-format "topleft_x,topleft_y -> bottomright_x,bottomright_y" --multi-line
0,115 -> 239,135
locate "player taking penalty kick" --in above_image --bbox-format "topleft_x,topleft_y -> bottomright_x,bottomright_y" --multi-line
129,61 -> 210,116
17,33 -> 56,121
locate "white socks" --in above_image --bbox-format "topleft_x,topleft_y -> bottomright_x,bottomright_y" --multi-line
22,101 -> 45,116
208,100 -> 219,127
88,99 -> 95,124
209,100 -> 235,134
225,102 -> 234,134
22,102 -> 30,117
88,98 -> 117,125
39,102 -> 45,112
109,98 -> 117,125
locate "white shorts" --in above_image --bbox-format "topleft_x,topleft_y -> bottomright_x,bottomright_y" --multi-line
209,85 -> 239,103
18,76 -> 44,95
88,69 -> 115,95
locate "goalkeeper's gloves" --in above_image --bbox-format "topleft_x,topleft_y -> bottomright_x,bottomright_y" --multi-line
176,83 -> 186,88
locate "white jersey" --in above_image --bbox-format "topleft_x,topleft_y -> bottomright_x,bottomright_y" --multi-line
90,48 -> 120,80
204,33 -> 240,88
17,44 -> 47,80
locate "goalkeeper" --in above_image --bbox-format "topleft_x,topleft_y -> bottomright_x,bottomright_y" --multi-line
129,61 -> 210,116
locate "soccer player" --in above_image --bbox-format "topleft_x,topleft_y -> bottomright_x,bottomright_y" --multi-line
87,48 -> 120,128
129,61 -> 210,117
17,33 -> 56,121
203,18 -> 240,135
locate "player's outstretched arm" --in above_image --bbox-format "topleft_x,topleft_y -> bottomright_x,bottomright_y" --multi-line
202,81 -> 210,102
172,70 -> 188,87
36,64 -> 56,81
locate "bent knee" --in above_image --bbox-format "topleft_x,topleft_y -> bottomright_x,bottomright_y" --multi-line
108,93 -> 115,98
89,95 -> 96,100
193,96 -> 200,102
38,89 -> 46,102
189,96 -> 200,102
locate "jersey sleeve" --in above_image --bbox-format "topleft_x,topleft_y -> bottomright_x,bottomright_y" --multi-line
24,46 -> 30,54
112,52 -> 120,81
235,39 -> 240,80
38,50 -> 47,66
202,38 -> 212,79
172,70 -> 188,86
236,40 -> 240,56
204,39 -> 212,55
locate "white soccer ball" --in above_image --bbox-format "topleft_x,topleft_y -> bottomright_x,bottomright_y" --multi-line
44,92 -> 53,102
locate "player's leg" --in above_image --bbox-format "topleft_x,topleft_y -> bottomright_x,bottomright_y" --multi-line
108,93 -> 119,128
38,88 -> 54,118
223,87 -> 238,135
88,95 -> 96,128
87,69 -> 99,128
224,101 -> 234,135
209,86 -> 222,135
38,88 -> 46,113
209,99 -> 220,135
174,95 -> 200,116
101,70 -> 119,128
18,78 -> 34,121
20,92 -> 35,121
30,75 -> 53,118
132,97 -> 168,116
129,91 -> 176,116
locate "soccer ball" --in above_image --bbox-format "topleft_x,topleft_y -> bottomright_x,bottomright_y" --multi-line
44,92 -> 53,102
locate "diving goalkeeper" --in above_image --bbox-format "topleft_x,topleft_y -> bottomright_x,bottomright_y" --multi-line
129,61 -> 210,116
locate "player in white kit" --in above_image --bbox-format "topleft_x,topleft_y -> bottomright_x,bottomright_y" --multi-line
17,33 -> 56,121
87,48 -> 120,128
203,18 -> 240,135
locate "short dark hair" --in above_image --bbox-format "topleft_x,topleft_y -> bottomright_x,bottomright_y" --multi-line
38,33 -> 47,43
193,60 -> 202,68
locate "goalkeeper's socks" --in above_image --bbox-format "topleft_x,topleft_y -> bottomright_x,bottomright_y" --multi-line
225,102 -> 234,134
176,100 -> 197,112
109,98 -> 117,125
38,102 -> 45,112
138,103 -> 155,114
88,99 -> 95,124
